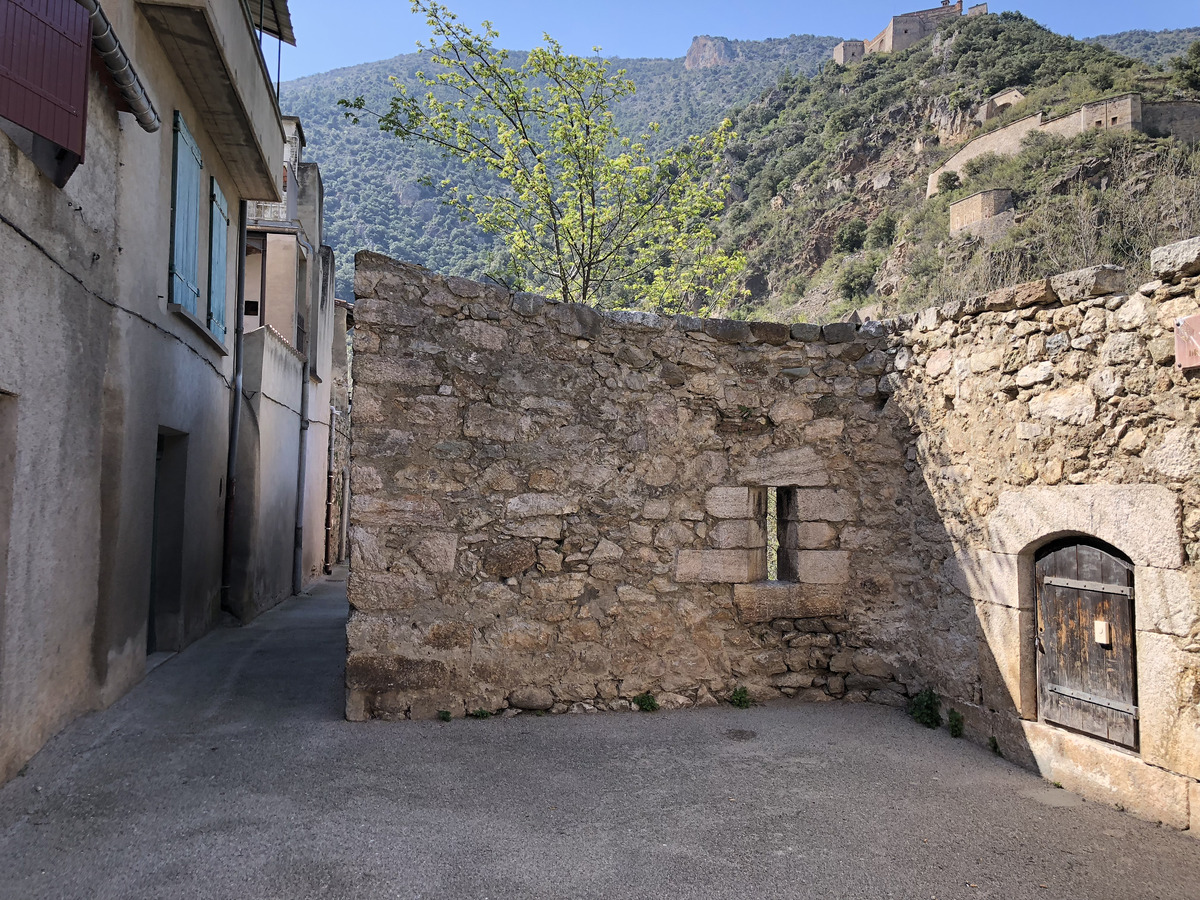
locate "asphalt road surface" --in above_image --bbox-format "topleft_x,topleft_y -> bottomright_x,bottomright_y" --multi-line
1,572 -> 1197,900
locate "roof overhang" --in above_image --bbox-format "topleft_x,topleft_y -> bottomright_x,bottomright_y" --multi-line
248,0 -> 296,46
139,0 -> 284,201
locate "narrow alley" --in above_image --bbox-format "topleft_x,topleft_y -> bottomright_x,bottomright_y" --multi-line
0,572 -> 1197,899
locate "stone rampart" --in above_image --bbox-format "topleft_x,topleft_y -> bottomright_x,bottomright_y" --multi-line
928,94 -> 1200,196
349,238 -> 1200,832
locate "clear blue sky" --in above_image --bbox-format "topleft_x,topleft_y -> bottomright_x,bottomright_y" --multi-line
277,1 -> 1197,81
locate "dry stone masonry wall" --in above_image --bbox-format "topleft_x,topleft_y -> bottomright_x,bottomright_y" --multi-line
349,237 -> 1200,831
348,255 -> 921,720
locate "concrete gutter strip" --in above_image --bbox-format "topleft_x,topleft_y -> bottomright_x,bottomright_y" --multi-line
79,0 -> 161,133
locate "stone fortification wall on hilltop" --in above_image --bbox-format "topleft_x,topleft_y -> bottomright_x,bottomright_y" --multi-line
349,238 -> 1200,833
928,94 -> 1200,196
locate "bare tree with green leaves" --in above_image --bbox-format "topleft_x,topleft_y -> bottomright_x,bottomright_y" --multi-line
340,1 -> 744,311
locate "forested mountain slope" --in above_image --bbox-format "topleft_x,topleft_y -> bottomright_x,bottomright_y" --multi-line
1088,27 -> 1200,66
281,33 -> 841,298
715,12 -> 1200,322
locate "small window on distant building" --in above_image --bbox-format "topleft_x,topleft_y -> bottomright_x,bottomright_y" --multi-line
0,0 -> 92,186
1111,117 -> 1118,126
1095,120 -> 1103,129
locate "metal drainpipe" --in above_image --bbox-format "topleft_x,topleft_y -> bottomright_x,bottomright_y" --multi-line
292,234 -> 316,595
323,405 -> 340,574
78,0 -> 160,133
221,200 -> 249,615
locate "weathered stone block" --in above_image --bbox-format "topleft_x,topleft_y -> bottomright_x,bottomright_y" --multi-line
1028,383 -> 1095,425
676,549 -> 767,583
988,485 -> 1183,569
793,550 -> 850,584
464,404 -> 522,442
1136,631 -> 1200,781
822,322 -> 857,343
509,687 -> 554,710
732,582 -> 844,622
710,519 -> 768,549
1049,265 -> 1126,301
705,486 -> 767,520
703,318 -> 753,343
739,448 -> 830,487
1150,235 -> 1200,281
1022,720 -> 1191,829
786,521 -> 838,550
1134,566 -> 1200,638
506,493 -> 579,518
483,539 -> 537,578
790,323 -> 822,341
346,654 -> 450,693
788,488 -> 855,523
974,600 -> 1036,719
749,321 -> 790,345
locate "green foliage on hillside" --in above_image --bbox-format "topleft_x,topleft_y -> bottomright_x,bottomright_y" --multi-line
714,11 -> 1200,321
1087,27 -> 1200,67
281,34 -> 838,299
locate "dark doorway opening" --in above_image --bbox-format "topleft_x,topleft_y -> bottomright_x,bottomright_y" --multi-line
1035,537 -> 1137,751
148,429 -> 188,655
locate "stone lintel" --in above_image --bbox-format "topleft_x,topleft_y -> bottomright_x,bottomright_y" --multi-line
676,549 -> 766,583
705,486 -> 767,520
988,485 -> 1183,569
733,582 -> 844,623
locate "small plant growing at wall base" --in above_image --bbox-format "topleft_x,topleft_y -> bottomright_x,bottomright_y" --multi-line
989,736 -> 1004,757
632,692 -> 659,712
729,686 -> 753,709
948,708 -> 965,738
467,708 -> 492,719
437,709 -> 452,722
909,688 -> 943,729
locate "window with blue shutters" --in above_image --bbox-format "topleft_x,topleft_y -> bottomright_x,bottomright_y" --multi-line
207,178 -> 229,343
169,111 -> 203,315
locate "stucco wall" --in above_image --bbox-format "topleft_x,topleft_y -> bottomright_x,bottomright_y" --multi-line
0,0 -> 283,782
1145,102 -> 1200,144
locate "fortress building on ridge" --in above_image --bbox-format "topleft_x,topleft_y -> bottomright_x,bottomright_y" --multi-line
833,0 -> 989,65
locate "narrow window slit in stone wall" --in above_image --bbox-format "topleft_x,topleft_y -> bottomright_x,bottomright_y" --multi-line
759,486 -> 798,583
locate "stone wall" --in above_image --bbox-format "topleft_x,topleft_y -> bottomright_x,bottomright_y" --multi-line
349,238 -> 1200,832
348,253 -> 928,720
885,242 -> 1200,830
949,188 -> 1013,235
927,95 -> 1200,196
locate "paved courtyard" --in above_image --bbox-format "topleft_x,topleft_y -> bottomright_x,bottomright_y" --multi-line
0,573 -> 1196,900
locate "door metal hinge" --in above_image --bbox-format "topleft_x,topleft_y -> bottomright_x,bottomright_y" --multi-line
1048,682 -> 1138,717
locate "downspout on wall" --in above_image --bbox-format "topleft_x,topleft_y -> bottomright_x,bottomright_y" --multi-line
77,0 -> 160,133
221,200 -> 249,615
292,234 -> 316,595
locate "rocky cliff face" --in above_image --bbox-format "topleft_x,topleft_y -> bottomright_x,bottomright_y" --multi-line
685,35 -> 736,70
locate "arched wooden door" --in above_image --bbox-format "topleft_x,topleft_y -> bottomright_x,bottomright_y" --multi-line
1035,539 -> 1137,751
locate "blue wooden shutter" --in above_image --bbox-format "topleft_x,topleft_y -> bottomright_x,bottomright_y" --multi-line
169,111 -> 203,314
207,178 -> 229,342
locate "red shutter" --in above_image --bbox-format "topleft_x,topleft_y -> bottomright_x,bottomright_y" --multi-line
0,0 -> 91,160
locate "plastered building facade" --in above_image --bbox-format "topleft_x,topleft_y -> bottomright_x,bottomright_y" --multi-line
0,0 -> 341,783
